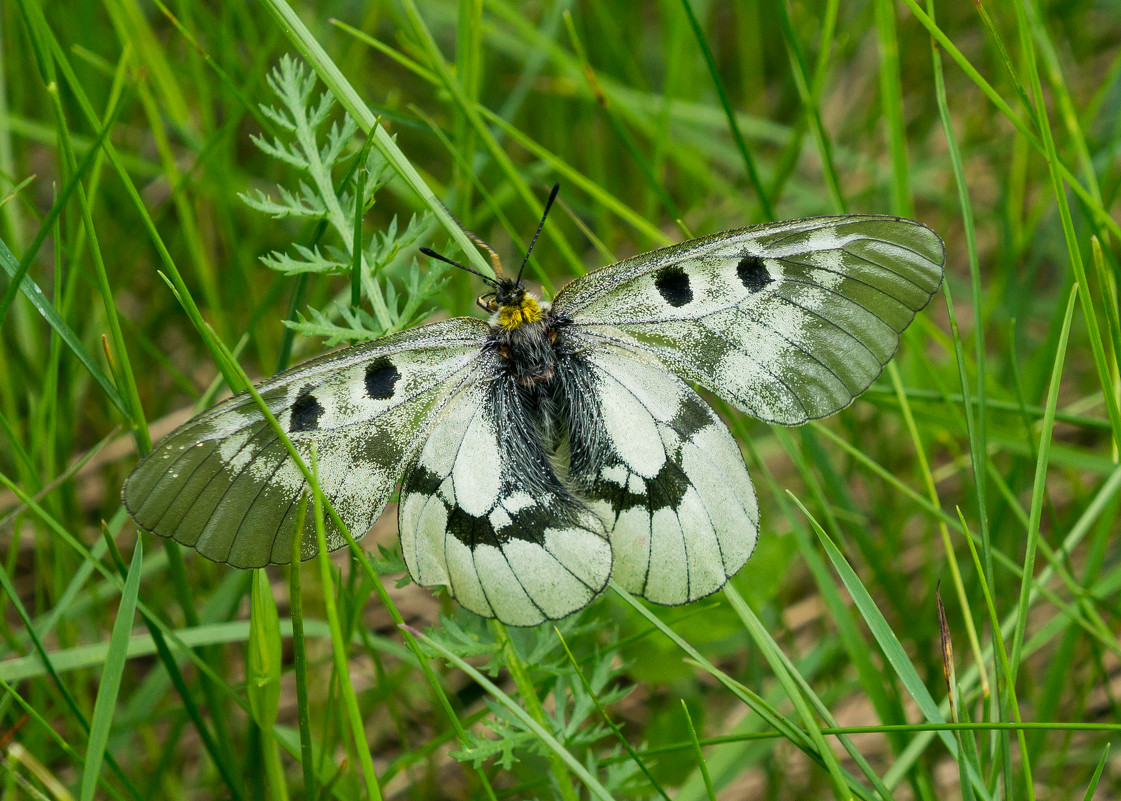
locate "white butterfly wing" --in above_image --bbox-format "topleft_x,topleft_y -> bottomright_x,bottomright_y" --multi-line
123,318 -> 491,567
556,345 -> 758,605
398,360 -> 613,626
125,212 -> 944,624
553,215 -> 945,425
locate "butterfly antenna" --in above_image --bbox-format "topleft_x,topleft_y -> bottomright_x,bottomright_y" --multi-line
419,247 -> 497,286
463,229 -> 505,279
426,193 -> 506,279
516,183 -> 560,285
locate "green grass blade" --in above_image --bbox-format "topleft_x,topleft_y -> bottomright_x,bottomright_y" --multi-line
310,448 -> 383,801
722,586 -> 867,799
80,541 -> 143,801
0,237 -> 127,416
774,2 -> 844,213
678,0 -> 773,219
874,0 -> 912,217
799,497 -> 992,799
1014,2 -> 1121,458
1010,285 -> 1080,676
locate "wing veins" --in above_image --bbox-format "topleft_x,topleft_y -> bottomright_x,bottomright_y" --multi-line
183,348 -> 488,449
764,226 -> 942,292
216,449 -> 292,564
837,241 -> 942,294
554,217 -> 940,316
571,258 -> 924,332
596,369 -> 689,597
577,328 -> 812,421
208,353 -> 492,552
147,426 -> 271,535
180,423 -> 294,562
715,288 -> 883,378
498,497 -> 602,594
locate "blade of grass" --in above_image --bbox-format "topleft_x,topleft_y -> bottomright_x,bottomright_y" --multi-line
0,491 -> 245,798
938,583 -> 979,801
0,91 -> 123,327
490,621 -> 581,801
248,569 -> 288,801
563,14 -> 684,224
796,496 -> 991,798
1081,744 -> 1111,801
745,434 -> 917,793
1013,2 -> 1121,458
331,20 -> 670,246
1010,284 -> 1080,676
889,353 -> 988,695
80,541 -> 143,801
678,0 -> 773,219
722,586 -> 872,800
956,506 -> 1034,801
927,0 -> 994,601
874,0 -> 912,217
555,628 -> 670,801
899,0 -> 1121,241
288,497 -> 317,801
0,236 -> 127,417
612,582 -> 886,800
396,0 -> 584,283
351,129 -> 376,310
680,700 -> 717,801
774,2 -> 844,213
452,0 -> 482,211
310,448 -> 383,801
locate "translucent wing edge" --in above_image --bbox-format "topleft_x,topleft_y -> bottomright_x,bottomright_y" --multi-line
553,215 -> 946,316
123,316 -> 491,567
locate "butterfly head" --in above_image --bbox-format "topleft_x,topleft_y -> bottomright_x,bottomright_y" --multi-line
420,184 -> 560,331
485,278 -> 542,330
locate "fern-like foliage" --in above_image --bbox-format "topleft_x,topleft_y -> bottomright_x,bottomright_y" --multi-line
241,55 -> 444,345
432,614 -> 634,783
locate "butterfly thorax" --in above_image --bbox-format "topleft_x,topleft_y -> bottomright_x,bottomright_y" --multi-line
488,285 -> 566,388
479,276 -> 539,329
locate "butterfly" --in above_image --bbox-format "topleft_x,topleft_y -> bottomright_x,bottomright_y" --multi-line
124,186 -> 945,626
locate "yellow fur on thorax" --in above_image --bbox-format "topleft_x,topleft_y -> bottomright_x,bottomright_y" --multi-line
498,295 -> 542,329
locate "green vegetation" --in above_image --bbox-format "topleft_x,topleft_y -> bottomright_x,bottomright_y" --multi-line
1,1 -> 1119,799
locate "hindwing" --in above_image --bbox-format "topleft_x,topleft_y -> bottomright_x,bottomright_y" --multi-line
124,318 -> 490,567
553,215 -> 944,424
556,343 -> 758,604
398,361 -> 612,626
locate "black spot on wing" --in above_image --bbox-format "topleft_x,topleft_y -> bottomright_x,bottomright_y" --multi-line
365,357 -> 400,400
654,266 -> 693,308
668,398 -> 712,441
737,256 -> 772,292
447,506 -> 501,549
405,463 -> 442,495
593,459 -> 692,518
289,389 -> 323,432
443,491 -> 566,550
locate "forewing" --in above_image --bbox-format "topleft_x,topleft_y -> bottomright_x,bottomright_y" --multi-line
554,216 -> 945,424
559,346 -> 758,605
123,318 -> 491,567
399,363 -> 612,626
